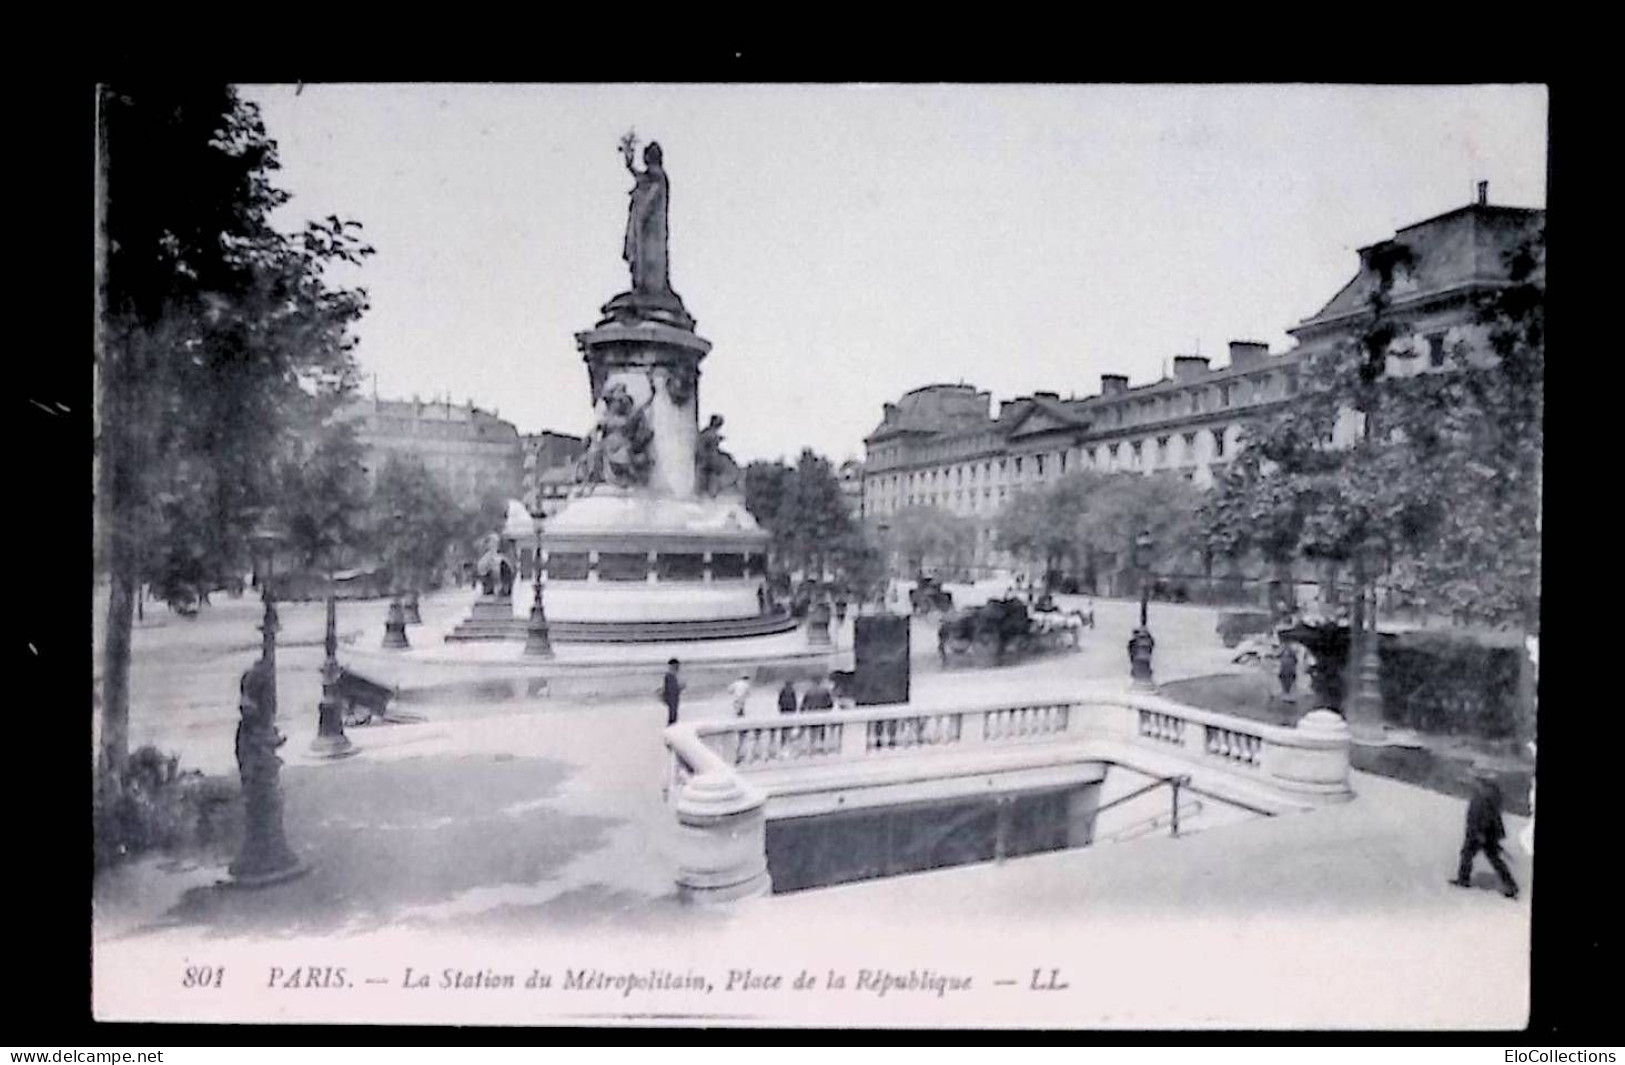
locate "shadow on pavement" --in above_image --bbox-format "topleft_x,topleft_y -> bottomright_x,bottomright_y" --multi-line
149,753 -> 625,938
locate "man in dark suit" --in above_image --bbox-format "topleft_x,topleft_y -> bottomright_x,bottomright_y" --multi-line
1451,772 -> 1519,898
660,658 -> 684,726
777,680 -> 799,715
800,676 -> 835,712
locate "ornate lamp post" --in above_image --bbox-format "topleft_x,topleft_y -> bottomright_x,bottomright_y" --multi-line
381,509 -> 410,650
310,583 -> 359,760
1345,539 -> 1386,736
1128,529 -> 1156,691
524,520 -> 554,658
227,527 -> 310,887
251,527 -> 282,681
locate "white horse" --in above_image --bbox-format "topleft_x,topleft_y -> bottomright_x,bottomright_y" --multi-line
1030,609 -> 1091,649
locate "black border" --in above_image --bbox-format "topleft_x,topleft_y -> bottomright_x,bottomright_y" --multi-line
41,53 -> 1599,1048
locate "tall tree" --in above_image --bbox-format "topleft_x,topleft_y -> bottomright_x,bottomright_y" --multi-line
745,451 -> 858,578
97,86 -> 372,775
743,459 -> 792,549
371,455 -> 469,591
993,472 -> 1103,581
1204,230 -> 1543,630
275,406 -> 372,575
886,505 -> 975,577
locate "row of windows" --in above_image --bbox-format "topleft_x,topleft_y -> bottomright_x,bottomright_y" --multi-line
865,427 -> 1238,502
1099,372 -> 1295,429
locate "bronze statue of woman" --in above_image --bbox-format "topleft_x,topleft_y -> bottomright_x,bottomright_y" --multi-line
622,139 -> 670,295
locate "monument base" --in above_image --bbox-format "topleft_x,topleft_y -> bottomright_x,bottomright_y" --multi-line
221,859 -> 312,890
447,595 -> 522,641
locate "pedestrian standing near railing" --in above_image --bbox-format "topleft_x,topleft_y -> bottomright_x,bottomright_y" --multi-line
660,658 -> 684,726
728,673 -> 751,718
777,680 -> 799,716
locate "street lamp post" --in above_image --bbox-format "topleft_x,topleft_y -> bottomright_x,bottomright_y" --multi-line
381,510 -> 410,650
1345,539 -> 1386,736
523,521 -> 554,658
310,576 -> 359,760
1128,529 -> 1156,691
227,527 -> 310,887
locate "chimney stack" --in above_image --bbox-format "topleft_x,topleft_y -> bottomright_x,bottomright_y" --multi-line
1173,356 -> 1211,382
1100,374 -> 1129,397
1477,181 -> 1488,206
1227,341 -> 1270,369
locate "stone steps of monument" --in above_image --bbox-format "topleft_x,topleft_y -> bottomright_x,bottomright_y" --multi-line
548,613 -> 799,643
445,620 -> 530,642
440,613 -> 801,644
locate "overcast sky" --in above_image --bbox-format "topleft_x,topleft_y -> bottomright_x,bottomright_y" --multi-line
240,83 -> 1547,465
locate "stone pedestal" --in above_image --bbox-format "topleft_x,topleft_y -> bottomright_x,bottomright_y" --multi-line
523,589 -> 554,658
446,594 -> 526,642
673,771 -> 771,902
576,318 -> 711,499
1128,628 -> 1155,690
806,602 -> 832,648
310,665 -> 359,760
381,599 -> 410,650
1262,709 -> 1354,802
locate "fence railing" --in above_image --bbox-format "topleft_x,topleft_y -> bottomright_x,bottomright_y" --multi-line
664,690 -> 1352,903
685,692 -> 1342,786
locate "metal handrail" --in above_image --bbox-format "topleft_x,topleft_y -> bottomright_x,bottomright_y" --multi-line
1103,799 -> 1206,843
1094,773 -> 1192,837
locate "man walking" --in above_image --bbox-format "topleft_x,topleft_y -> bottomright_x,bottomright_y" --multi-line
660,658 -> 684,726
728,673 -> 751,718
1451,771 -> 1519,899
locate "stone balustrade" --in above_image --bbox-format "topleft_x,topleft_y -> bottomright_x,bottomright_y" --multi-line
663,691 -> 1353,900
663,723 -> 771,903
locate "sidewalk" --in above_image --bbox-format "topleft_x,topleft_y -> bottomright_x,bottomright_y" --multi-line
93,683 -> 1530,1027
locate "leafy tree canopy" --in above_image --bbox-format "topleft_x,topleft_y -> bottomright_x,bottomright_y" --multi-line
1203,230 -> 1543,629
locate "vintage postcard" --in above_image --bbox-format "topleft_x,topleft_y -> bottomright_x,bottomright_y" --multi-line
91,83 -> 1545,1029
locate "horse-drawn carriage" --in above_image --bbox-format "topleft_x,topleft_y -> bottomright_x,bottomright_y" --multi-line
936,597 -> 1090,666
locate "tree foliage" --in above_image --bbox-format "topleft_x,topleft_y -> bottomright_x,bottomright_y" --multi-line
994,471 -> 1205,587
885,505 -> 976,576
1203,231 -> 1543,629
370,455 -> 471,589
275,401 -> 372,574
97,85 -> 373,774
744,452 -> 871,581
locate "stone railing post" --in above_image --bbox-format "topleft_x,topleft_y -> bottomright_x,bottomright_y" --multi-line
673,770 -> 771,902
839,714 -> 869,758
959,706 -> 989,746
1260,709 -> 1353,803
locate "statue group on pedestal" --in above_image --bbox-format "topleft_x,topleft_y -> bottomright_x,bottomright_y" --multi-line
476,538 -> 516,596
696,414 -> 741,496
575,381 -> 656,491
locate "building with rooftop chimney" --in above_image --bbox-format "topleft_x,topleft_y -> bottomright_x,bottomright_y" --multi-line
861,193 -> 1543,574
335,395 -> 524,511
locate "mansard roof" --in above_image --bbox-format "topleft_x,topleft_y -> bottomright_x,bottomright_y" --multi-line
1292,203 -> 1544,337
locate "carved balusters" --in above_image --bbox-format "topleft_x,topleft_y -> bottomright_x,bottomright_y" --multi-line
1138,709 -> 1186,746
1202,725 -> 1262,767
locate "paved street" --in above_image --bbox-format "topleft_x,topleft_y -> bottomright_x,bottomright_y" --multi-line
93,583 -> 1530,1027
